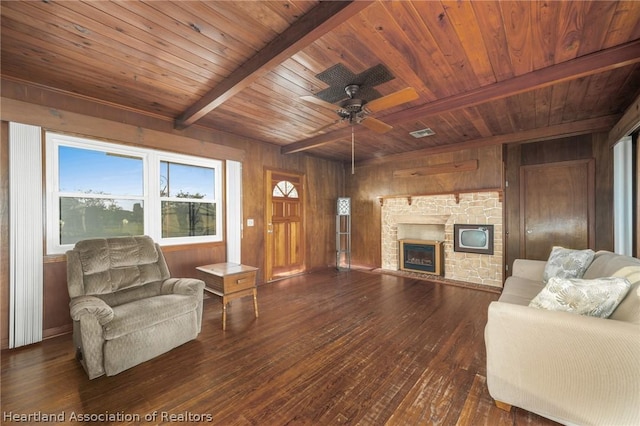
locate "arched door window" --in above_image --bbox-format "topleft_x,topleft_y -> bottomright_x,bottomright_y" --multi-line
272,180 -> 299,198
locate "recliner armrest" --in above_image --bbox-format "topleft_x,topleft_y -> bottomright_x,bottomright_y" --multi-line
69,295 -> 114,325
161,278 -> 205,296
161,278 -> 205,333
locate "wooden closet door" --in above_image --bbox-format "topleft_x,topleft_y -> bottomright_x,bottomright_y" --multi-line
520,159 -> 595,260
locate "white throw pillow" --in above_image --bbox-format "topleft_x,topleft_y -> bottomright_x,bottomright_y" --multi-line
529,276 -> 632,318
542,246 -> 595,283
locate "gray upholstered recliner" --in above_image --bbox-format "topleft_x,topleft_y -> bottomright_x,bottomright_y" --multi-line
66,236 -> 205,379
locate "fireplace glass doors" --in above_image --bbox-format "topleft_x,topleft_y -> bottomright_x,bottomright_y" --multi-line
399,239 -> 444,275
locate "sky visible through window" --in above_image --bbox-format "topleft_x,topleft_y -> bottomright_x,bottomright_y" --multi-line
161,161 -> 215,199
59,146 -> 143,195
59,146 -> 215,199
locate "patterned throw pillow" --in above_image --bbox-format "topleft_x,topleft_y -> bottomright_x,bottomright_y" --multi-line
542,246 -> 595,283
529,276 -> 632,318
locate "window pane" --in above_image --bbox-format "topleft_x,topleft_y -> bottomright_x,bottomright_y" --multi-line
59,197 -> 144,245
273,180 -> 298,198
161,201 -> 216,238
161,161 -> 214,199
59,146 -> 143,195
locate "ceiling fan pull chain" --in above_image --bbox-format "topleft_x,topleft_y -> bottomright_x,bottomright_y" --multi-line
351,125 -> 355,175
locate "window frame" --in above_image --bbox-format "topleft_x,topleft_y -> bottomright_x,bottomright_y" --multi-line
45,132 -> 223,254
156,153 -> 222,245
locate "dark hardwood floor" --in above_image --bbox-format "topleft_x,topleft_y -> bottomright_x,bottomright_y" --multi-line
1,269 -> 559,425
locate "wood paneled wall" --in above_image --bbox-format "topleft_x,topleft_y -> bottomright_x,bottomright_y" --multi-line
0,77 -> 622,347
0,81 -> 344,347
345,146 -> 503,268
504,134 -> 614,276
347,134 -> 617,274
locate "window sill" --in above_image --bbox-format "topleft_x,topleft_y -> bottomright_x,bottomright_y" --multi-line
44,240 -> 225,263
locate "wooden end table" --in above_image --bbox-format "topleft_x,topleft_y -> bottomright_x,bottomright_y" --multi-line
196,263 -> 259,330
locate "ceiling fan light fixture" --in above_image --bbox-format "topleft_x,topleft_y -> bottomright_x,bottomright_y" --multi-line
344,84 -> 360,98
339,97 -> 364,112
410,128 -> 436,138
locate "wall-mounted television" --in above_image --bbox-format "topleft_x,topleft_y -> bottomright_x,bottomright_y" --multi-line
454,224 -> 494,255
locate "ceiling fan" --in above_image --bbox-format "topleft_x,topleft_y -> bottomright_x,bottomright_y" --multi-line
301,63 -> 419,135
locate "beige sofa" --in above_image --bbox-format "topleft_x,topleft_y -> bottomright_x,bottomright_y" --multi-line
485,251 -> 640,425
67,236 -> 205,379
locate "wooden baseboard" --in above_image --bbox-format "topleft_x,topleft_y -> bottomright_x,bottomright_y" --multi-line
0,324 -> 72,350
43,324 -> 73,340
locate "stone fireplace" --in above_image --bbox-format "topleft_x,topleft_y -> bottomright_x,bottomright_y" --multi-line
381,191 -> 503,288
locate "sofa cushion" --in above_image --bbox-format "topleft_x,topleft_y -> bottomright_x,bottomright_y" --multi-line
583,251 -> 640,282
542,246 -> 595,283
584,251 -> 640,324
103,294 -> 198,340
499,276 -> 546,306
529,276 -> 632,318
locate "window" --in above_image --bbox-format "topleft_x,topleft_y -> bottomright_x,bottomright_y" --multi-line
56,145 -> 145,245
46,133 -> 223,254
160,160 -> 217,238
272,180 -> 299,198
613,136 -> 633,255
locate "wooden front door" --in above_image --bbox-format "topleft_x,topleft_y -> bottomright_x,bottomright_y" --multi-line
265,169 -> 305,281
520,159 -> 595,260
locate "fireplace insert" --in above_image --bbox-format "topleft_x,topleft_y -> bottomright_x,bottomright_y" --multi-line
399,239 -> 444,275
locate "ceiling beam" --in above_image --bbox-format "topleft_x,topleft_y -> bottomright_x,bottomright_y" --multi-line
282,39 -> 640,155
608,90 -> 640,147
356,115 -> 620,168
174,1 -> 373,130
281,129 -> 353,154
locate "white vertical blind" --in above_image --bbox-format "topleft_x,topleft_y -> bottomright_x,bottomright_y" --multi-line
9,122 -> 43,348
613,136 -> 633,256
226,160 -> 242,263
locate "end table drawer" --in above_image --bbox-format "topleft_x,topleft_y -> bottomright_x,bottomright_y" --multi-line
223,271 -> 257,293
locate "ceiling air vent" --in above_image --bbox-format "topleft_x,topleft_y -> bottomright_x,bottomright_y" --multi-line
410,128 -> 436,138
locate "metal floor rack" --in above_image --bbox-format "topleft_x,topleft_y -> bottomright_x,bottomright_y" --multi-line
336,197 -> 351,270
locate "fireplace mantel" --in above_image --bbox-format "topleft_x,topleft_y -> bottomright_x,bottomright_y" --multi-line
395,214 -> 449,225
377,187 -> 502,206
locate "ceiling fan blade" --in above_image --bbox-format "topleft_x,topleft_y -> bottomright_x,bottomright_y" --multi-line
360,117 -> 393,133
300,95 -> 339,111
364,87 -> 419,113
306,119 -> 343,135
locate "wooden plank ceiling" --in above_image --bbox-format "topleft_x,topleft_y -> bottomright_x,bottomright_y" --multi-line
2,1 -> 640,164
